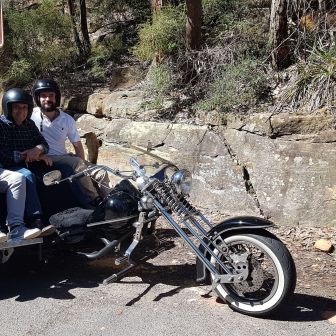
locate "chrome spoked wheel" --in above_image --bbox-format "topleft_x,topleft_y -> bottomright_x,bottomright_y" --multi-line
210,232 -> 296,317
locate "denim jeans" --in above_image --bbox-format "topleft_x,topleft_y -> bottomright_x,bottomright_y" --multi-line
0,168 -> 26,229
50,155 -> 99,207
10,167 -> 42,220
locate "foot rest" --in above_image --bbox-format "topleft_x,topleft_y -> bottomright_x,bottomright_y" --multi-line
0,238 -> 43,250
115,255 -> 129,266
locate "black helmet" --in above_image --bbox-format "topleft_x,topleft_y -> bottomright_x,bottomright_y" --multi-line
1,88 -> 34,120
32,79 -> 61,107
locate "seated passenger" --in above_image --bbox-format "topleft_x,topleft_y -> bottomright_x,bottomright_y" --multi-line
0,168 -> 41,241
31,79 -> 111,209
0,88 -> 55,236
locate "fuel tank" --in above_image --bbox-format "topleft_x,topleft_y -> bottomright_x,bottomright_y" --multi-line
90,180 -> 140,229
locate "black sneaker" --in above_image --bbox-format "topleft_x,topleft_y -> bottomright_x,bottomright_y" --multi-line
30,219 -> 56,237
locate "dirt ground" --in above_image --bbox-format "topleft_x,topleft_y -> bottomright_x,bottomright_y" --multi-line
146,221 -> 336,300
270,225 -> 336,300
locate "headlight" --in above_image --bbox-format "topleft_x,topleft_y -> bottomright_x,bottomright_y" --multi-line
171,169 -> 192,195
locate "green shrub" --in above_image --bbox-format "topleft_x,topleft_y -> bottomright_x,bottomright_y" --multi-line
277,48 -> 336,112
194,59 -> 268,113
147,64 -> 172,96
1,0 -> 75,86
202,0 -> 234,26
4,60 -> 33,86
133,6 -> 185,61
88,34 -> 124,77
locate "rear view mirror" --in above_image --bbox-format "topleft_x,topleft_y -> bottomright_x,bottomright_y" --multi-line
43,170 -> 62,186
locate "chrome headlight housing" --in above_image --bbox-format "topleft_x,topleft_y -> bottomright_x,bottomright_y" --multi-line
171,169 -> 192,195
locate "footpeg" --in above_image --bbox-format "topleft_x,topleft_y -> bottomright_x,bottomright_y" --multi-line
115,255 -> 129,266
103,246 -> 166,285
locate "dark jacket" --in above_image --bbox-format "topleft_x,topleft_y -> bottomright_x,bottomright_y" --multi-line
0,115 -> 49,168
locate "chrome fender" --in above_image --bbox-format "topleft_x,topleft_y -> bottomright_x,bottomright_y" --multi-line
195,216 -> 274,283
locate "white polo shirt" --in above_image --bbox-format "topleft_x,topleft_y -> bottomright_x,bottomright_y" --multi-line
31,107 -> 80,156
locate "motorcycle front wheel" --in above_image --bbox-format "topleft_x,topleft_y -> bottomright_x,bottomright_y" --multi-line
210,231 -> 296,317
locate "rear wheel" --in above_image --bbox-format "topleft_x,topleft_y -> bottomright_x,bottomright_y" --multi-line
210,231 -> 296,317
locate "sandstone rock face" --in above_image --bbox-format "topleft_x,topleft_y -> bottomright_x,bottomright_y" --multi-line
224,128 -> 336,226
76,107 -> 336,227
87,90 -> 153,119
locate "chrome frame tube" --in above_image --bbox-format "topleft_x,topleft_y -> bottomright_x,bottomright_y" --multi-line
186,216 -> 230,259
154,200 -> 231,276
54,164 -> 133,185
181,218 -> 232,274
165,199 -> 227,259
184,216 -> 208,236
86,215 -> 138,227
197,213 -> 213,229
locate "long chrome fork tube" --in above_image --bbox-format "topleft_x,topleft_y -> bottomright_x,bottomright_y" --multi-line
170,200 -> 229,262
154,200 -> 233,275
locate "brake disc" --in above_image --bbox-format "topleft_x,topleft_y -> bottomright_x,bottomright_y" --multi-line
232,258 -> 264,293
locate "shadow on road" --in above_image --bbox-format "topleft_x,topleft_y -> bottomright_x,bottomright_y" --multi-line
0,252 -> 99,301
270,293 -> 336,322
0,228 -> 192,303
116,262 -> 198,306
0,228 -> 334,324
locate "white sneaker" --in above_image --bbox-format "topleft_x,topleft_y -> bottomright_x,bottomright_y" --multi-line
0,231 -> 7,243
8,225 -> 41,240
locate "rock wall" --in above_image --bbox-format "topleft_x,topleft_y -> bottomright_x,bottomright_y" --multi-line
2,85 -> 335,227
76,109 -> 336,227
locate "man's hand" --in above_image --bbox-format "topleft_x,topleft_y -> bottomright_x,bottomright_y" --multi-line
20,146 -> 43,162
39,154 -> 53,166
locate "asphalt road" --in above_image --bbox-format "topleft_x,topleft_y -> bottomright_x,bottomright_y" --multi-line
0,235 -> 335,336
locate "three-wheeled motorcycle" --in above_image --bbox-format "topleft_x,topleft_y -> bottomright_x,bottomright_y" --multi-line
0,154 -> 296,317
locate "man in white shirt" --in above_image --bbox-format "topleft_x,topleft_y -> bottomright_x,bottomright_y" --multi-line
31,79 -> 106,208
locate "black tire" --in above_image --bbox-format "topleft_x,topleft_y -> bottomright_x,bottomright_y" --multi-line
210,230 -> 296,317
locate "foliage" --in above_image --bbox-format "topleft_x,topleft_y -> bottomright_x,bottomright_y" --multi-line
133,6 -> 186,61
276,47 -> 336,113
194,59 -> 268,113
90,0 -> 151,27
287,0 -> 336,62
1,0 -> 76,86
202,0 -> 235,26
4,60 -> 33,86
88,34 -> 124,78
146,64 -> 173,96
204,1 -> 270,60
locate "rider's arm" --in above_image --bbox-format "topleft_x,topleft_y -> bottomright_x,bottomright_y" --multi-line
20,121 -> 49,162
72,141 -> 85,160
29,120 -> 49,154
66,115 -> 84,160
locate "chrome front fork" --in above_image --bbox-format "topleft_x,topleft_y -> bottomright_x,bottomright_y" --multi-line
153,200 -> 249,284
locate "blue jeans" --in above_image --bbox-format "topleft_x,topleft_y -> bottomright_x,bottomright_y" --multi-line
0,169 -> 26,229
50,155 -> 98,207
10,167 -> 42,220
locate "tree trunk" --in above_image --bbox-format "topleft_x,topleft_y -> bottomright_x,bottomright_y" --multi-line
67,0 -> 84,56
186,0 -> 202,51
79,0 -> 91,56
269,0 -> 290,70
151,0 -> 169,14
0,1 -> 4,48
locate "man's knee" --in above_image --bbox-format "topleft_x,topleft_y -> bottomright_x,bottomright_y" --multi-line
9,171 -> 25,184
16,168 -> 36,183
53,155 -> 87,172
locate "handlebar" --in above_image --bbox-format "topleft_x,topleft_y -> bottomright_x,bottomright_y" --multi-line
44,159 -> 171,186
